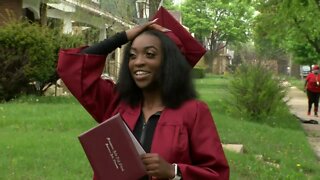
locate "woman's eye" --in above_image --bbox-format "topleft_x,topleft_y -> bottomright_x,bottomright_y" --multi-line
146,52 -> 155,58
129,53 -> 136,59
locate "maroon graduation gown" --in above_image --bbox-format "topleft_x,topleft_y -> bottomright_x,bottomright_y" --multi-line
57,47 -> 229,180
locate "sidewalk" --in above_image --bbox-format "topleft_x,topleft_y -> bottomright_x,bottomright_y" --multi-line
286,85 -> 320,161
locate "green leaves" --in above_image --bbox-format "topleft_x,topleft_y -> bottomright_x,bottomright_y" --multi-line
0,20 -> 84,101
180,0 -> 254,72
181,0 -> 254,44
253,0 -> 320,64
228,62 -> 287,120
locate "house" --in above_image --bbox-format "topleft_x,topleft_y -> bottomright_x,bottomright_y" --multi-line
212,44 -> 234,75
0,0 -> 139,80
0,1 -> 195,82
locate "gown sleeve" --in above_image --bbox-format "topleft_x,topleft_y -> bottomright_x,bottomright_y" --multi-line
56,32 -> 128,122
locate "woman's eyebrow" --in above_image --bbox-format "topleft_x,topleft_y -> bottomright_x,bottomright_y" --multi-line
131,45 -> 159,51
144,46 -> 158,51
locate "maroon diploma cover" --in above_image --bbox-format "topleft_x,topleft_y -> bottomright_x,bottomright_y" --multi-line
78,113 -> 147,180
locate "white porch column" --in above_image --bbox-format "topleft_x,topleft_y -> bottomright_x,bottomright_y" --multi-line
63,14 -> 72,34
99,27 -> 106,41
115,48 -> 122,79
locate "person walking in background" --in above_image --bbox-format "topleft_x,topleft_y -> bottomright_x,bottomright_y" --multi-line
305,65 -> 320,116
57,7 -> 229,180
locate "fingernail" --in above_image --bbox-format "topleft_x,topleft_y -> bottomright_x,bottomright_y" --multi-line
152,18 -> 158,22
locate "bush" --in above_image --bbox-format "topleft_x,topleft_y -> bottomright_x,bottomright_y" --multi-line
192,67 -> 206,79
0,20 -> 84,101
228,62 -> 287,121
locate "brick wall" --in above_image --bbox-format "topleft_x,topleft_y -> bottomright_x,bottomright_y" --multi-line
0,0 -> 23,26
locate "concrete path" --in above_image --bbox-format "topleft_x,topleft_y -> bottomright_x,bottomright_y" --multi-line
286,85 -> 320,161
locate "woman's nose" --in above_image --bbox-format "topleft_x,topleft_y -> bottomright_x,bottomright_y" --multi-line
134,55 -> 145,66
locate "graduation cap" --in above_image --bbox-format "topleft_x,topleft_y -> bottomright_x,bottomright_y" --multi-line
151,6 -> 207,67
312,65 -> 319,71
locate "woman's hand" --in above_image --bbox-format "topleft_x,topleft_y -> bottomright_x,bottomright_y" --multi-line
141,153 -> 175,179
126,19 -> 158,41
126,19 -> 170,41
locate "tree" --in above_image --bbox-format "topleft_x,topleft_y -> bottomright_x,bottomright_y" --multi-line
163,0 -> 176,10
231,42 -> 257,66
180,0 -> 254,71
253,0 -> 320,65
150,0 -> 162,17
253,11 -> 290,73
39,1 -> 47,26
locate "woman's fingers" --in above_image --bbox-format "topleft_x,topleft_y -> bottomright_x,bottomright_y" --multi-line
148,18 -> 158,25
141,153 -> 174,179
126,18 -> 171,40
126,19 -> 158,40
148,23 -> 171,32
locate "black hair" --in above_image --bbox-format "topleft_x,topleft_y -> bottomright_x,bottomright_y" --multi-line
116,30 -> 197,108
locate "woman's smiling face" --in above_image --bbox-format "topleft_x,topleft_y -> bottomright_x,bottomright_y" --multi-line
129,33 -> 163,90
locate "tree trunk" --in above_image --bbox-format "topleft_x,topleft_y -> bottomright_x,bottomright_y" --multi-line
205,49 -> 221,73
204,50 -> 214,72
149,0 -> 161,17
205,31 -> 219,73
39,2 -> 47,26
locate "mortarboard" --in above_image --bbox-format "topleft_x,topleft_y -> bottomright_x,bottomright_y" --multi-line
312,65 -> 319,71
151,6 -> 207,67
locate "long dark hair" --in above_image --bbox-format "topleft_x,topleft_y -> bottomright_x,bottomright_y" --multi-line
116,30 -> 197,108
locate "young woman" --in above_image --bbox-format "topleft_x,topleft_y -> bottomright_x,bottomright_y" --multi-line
305,65 -> 320,116
57,8 -> 229,180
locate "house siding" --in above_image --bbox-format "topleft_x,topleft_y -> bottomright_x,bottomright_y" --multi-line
0,0 -> 23,26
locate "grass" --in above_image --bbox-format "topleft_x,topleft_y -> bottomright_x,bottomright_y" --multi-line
1,75 -> 319,179
0,96 -> 95,179
195,75 -> 320,179
287,76 -> 305,91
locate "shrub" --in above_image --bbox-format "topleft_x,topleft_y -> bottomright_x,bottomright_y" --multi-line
0,20 -> 84,101
192,67 -> 206,79
44,28 -> 84,89
228,62 -> 287,121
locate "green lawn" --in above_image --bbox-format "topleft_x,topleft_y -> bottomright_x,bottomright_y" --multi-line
1,75 -> 319,179
0,97 -> 95,179
287,76 -> 305,91
196,75 -> 320,179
